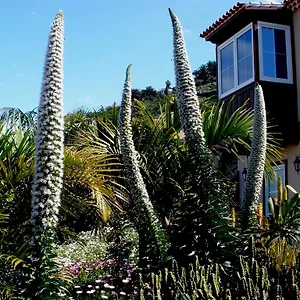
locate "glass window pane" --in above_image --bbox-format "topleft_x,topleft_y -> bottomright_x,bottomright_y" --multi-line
220,42 -> 234,71
237,29 -> 252,60
238,55 -> 253,84
276,54 -> 288,78
263,52 -> 276,77
275,29 -> 286,55
265,164 -> 286,216
221,66 -> 234,94
262,27 -> 274,53
261,26 -> 289,80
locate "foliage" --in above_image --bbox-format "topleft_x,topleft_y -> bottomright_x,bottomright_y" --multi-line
201,98 -> 283,180
55,231 -> 110,267
259,181 -> 300,247
106,217 -> 139,266
0,107 -> 37,133
65,258 -> 138,299
193,60 -> 217,102
140,252 -> 300,299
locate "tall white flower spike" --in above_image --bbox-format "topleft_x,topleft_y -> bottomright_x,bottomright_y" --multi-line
31,10 -> 64,242
118,65 -> 168,267
243,84 -> 267,220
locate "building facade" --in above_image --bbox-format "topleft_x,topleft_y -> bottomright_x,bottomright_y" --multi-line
201,1 -> 300,213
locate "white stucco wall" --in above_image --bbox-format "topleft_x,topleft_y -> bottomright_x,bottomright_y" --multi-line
282,145 -> 300,192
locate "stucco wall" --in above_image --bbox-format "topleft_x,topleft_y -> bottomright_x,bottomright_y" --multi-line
282,145 -> 300,192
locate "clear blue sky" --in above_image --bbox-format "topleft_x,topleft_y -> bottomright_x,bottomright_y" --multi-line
0,0 -> 238,114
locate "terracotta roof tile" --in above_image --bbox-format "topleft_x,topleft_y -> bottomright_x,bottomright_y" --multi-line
284,0 -> 300,11
200,1 -> 284,40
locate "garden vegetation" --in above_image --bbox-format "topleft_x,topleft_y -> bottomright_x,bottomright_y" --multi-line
0,8 -> 299,300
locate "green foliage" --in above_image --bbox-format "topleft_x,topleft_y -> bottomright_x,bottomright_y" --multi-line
201,97 -> 283,180
140,252 -> 300,299
193,61 -> 217,102
260,183 -> 300,246
55,231 -> 110,266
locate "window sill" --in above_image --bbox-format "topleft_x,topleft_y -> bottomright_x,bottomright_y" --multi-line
259,76 -> 293,85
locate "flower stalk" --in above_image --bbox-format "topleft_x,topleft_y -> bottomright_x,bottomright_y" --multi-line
31,10 -> 64,242
28,11 -> 65,298
243,84 -> 267,224
168,8 -> 218,197
118,65 -> 168,269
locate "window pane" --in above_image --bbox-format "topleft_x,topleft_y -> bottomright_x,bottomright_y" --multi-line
237,29 -> 252,60
265,164 -> 286,217
261,26 -> 289,80
220,42 -> 234,94
263,52 -> 275,77
238,55 -> 253,84
237,28 -> 253,85
220,42 -> 234,71
276,54 -> 288,78
275,29 -> 286,55
262,27 -> 275,78
262,27 -> 274,53
221,66 -> 234,94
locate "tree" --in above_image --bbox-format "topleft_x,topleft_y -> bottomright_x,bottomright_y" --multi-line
193,61 -> 217,85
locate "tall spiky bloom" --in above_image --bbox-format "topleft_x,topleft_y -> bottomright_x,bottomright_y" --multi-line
243,84 -> 267,221
118,65 -> 168,269
168,8 -> 205,147
168,9 -> 238,266
168,8 -> 217,196
31,10 -> 64,243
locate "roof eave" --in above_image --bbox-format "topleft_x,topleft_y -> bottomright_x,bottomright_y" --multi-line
200,5 -> 284,42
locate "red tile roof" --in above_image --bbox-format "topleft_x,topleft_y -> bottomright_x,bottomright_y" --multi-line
284,0 -> 300,11
200,1 -> 284,41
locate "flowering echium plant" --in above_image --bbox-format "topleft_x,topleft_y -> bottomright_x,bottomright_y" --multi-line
168,8 -> 219,198
243,84 -> 267,224
118,65 -> 169,269
31,9 -> 64,244
29,10 -> 66,297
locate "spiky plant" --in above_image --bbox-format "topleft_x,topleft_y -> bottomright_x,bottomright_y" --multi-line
243,84 -> 267,225
168,9 -> 239,268
168,8 -> 220,197
118,65 -> 169,270
29,10 -> 67,297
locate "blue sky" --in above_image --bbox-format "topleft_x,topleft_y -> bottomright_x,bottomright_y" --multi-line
0,0 -> 238,114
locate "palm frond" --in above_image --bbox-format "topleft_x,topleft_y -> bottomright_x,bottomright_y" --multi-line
201,98 -> 284,179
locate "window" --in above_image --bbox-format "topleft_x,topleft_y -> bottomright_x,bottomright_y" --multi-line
258,22 -> 293,84
264,163 -> 286,216
218,23 -> 254,98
